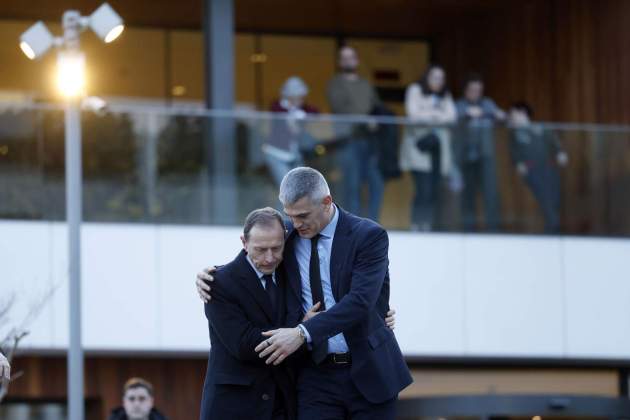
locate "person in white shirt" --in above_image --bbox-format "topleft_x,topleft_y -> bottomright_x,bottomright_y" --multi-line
400,64 -> 457,231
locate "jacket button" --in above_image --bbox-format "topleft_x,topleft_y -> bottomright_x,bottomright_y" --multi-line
262,393 -> 270,401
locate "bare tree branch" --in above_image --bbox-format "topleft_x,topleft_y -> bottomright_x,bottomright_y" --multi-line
0,283 -> 59,404
0,294 -> 15,331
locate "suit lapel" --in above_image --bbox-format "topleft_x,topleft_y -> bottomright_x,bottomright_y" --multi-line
283,228 -> 303,302
330,207 -> 353,301
234,250 -> 274,322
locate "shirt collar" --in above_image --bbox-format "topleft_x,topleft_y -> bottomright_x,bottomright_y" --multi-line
319,204 -> 339,240
246,254 -> 266,279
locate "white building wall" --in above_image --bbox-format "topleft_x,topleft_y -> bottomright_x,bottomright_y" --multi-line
1,220 -> 628,360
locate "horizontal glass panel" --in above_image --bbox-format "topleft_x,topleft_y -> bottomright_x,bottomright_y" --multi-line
1,103 -> 629,236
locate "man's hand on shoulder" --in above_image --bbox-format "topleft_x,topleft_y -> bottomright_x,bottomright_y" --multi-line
196,266 -> 217,303
254,328 -> 305,366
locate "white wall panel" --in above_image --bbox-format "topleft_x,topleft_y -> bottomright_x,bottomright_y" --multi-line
564,238 -> 630,359
81,223 -> 160,350
50,222 -> 69,348
389,232 -> 466,355
463,236 -> 564,356
0,221 -> 55,348
156,225 -> 242,351
1,220 -> 629,361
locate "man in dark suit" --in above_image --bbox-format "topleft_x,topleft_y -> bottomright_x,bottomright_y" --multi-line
196,167 -> 409,419
200,207 -> 299,420
253,167 -> 412,420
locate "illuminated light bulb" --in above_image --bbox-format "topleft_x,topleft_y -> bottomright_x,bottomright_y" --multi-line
20,41 -> 36,60
104,24 -> 124,43
57,51 -> 86,98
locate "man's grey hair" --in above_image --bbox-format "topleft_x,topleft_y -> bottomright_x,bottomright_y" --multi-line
278,167 -> 330,205
243,207 -> 286,240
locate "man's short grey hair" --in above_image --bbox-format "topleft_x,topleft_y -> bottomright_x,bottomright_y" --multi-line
278,167 -> 330,205
243,207 -> 285,240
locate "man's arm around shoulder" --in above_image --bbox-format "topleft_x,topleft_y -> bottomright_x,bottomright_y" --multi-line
205,270 -> 266,363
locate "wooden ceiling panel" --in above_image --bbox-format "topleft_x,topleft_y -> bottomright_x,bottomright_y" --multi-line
0,0 -> 510,36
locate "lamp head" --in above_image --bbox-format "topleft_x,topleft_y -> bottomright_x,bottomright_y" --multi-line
89,3 -> 124,43
20,21 -> 55,60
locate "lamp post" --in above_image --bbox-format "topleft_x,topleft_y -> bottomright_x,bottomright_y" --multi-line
19,5 -> 124,420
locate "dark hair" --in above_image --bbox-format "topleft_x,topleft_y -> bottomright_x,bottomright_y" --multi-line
419,64 -> 449,97
510,101 -> 534,117
463,72 -> 484,90
243,207 -> 286,240
123,377 -> 154,397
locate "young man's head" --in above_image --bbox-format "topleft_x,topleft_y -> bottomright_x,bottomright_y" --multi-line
464,73 -> 484,102
122,378 -> 154,420
279,167 -> 334,239
338,46 -> 359,74
241,207 -> 286,274
508,101 -> 533,127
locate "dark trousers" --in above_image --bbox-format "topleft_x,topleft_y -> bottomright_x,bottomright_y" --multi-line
272,394 -> 285,420
461,157 -> 500,231
338,138 -> 385,222
410,170 -> 441,229
297,362 -> 397,420
525,166 -> 561,233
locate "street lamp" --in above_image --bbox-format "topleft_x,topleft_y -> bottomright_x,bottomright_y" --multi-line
19,4 -> 124,420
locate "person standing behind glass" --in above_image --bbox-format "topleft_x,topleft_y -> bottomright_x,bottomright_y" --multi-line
455,74 -> 505,232
508,102 -> 568,233
326,46 -> 384,222
264,76 -> 319,186
400,65 -> 457,231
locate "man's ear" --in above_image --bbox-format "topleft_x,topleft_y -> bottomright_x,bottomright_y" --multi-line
240,235 -> 247,252
322,195 -> 333,207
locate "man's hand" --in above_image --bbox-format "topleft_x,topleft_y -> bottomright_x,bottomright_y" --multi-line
557,151 -> 569,167
494,109 -> 507,121
196,266 -> 217,303
255,328 -> 304,366
516,162 -> 529,177
385,309 -> 396,330
0,353 -> 10,388
302,302 -> 322,322
467,106 -> 483,118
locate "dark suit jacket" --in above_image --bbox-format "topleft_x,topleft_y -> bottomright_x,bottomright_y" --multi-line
283,207 -> 413,404
200,250 -> 297,420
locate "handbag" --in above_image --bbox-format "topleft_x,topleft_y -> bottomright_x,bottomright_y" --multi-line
415,131 -> 442,179
415,132 -> 440,153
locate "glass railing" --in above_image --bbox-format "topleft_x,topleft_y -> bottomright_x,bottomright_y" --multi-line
1,102 -> 630,236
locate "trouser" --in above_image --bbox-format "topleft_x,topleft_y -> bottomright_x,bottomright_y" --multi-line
461,157 -> 501,231
410,170 -> 441,228
297,362 -> 397,420
272,384 -> 287,420
525,166 -> 561,233
338,138 -> 384,222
